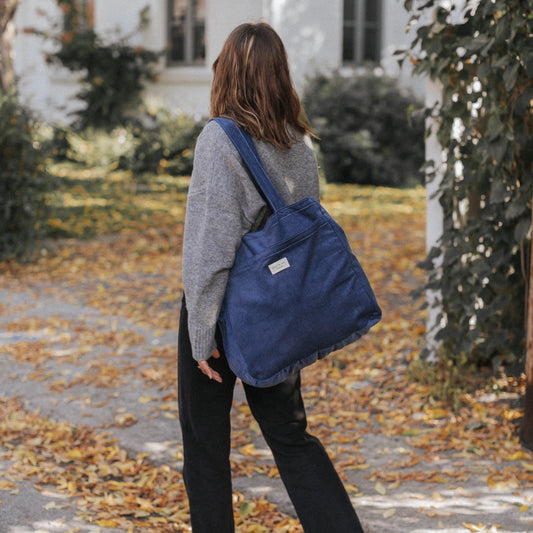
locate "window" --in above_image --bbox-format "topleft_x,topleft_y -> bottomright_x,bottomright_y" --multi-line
168,0 -> 206,65
343,0 -> 382,64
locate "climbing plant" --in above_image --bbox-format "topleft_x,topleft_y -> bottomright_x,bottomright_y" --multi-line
45,0 -> 161,128
402,0 -> 532,367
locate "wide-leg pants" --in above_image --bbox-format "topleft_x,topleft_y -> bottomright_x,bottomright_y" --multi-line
178,299 -> 364,532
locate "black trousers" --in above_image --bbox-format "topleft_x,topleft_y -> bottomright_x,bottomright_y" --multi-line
178,299 -> 364,533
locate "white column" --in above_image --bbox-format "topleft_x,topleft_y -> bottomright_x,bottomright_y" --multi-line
424,78 -> 445,361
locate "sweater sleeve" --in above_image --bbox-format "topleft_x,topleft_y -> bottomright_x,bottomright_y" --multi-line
181,121 -> 264,361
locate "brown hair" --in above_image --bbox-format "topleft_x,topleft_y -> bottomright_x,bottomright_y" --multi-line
210,22 -> 313,149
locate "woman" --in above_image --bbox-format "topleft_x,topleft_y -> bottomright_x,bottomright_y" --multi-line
178,22 -> 365,533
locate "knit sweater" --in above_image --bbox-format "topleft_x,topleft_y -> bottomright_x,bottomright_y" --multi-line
182,119 -> 320,362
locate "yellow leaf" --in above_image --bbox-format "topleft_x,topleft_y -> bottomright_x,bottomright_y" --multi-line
114,413 -> 137,427
376,413 -> 386,425
97,519 -> 120,527
66,449 -> 83,459
383,508 -> 396,518
462,523 -> 485,532
375,481 -> 387,495
519,505 -> 529,512
388,479 -> 401,490
138,396 -> 153,403
426,407 -> 447,419
432,491 -> 445,502
43,501 -> 61,510
346,463 -> 370,470
0,480 -> 17,491
239,443 -> 260,457
505,450 -> 527,461
521,461 -> 533,471
345,484 -> 361,494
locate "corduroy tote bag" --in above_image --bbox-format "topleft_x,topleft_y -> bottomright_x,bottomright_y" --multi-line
214,117 -> 382,387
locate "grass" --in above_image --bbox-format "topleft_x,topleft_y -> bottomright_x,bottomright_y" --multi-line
44,161 -> 426,240
44,162 -> 189,239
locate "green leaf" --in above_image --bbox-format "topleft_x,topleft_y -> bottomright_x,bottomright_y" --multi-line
239,501 -> 255,517
503,62 -> 520,93
514,218 -> 532,243
505,195 -> 529,220
486,114 -> 504,141
488,137 -> 508,163
489,180 -> 507,204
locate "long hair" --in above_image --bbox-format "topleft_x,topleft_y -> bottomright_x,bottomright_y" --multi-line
210,23 -> 313,149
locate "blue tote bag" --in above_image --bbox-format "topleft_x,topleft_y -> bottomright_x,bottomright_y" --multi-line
214,117 -> 382,387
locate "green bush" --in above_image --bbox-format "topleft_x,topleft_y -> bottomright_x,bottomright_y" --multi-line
59,126 -> 136,168
118,111 -> 203,177
46,29 -> 161,129
0,91 -> 49,260
303,71 -> 425,187
41,110 -> 203,177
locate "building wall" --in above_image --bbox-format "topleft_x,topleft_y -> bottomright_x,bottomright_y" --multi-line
14,0 -> 421,123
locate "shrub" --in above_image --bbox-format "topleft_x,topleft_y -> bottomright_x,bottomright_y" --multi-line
46,29 -> 161,129
303,71 -> 425,187
118,111 -> 203,177
40,110 -> 203,177
0,90 -> 49,260
32,1 -> 162,129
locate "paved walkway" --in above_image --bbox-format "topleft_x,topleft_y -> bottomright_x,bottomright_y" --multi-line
0,232 -> 532,532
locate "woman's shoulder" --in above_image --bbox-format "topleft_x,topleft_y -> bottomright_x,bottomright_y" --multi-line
196,119 -> 234,150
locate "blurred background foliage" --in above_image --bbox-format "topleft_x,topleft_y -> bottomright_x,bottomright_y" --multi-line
303,71 -> 425,188
0,90 -> 50,260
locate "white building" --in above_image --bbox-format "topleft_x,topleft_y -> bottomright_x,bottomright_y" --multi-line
13,0 -> 423,123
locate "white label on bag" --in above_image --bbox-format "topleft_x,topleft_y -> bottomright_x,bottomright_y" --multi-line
268,257 -> 290,275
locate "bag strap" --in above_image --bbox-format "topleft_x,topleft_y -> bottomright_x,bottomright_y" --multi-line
212,117 -> 286,213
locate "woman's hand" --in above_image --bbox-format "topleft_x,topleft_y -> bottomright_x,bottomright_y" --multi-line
197,349 -> 223,383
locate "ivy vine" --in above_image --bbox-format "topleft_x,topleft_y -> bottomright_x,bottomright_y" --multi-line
402,0 -> 533,368
46,0 -> 162,128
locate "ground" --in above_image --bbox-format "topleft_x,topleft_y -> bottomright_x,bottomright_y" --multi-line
0,183 -> 531,532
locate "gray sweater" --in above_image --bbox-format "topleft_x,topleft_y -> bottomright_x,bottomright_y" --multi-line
182,120 -> 320,361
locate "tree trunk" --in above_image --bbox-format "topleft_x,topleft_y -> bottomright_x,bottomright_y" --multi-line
522,211 -> 533,451
0,0 -> 21,91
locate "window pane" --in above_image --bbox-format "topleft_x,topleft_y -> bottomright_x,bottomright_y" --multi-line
343,24 -> 355,62
364,28 -> 380,62
344,0 -> 356,22
170,25 -> 185,62
365,0 -> 380,23
193,0 -> 205,61
194,23 -> 205,61
169,0 -> 187,62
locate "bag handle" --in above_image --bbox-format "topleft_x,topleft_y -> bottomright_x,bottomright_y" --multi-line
212,117 -> 286,213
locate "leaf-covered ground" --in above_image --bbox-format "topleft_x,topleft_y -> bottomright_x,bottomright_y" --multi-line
0,166 -> 531,532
